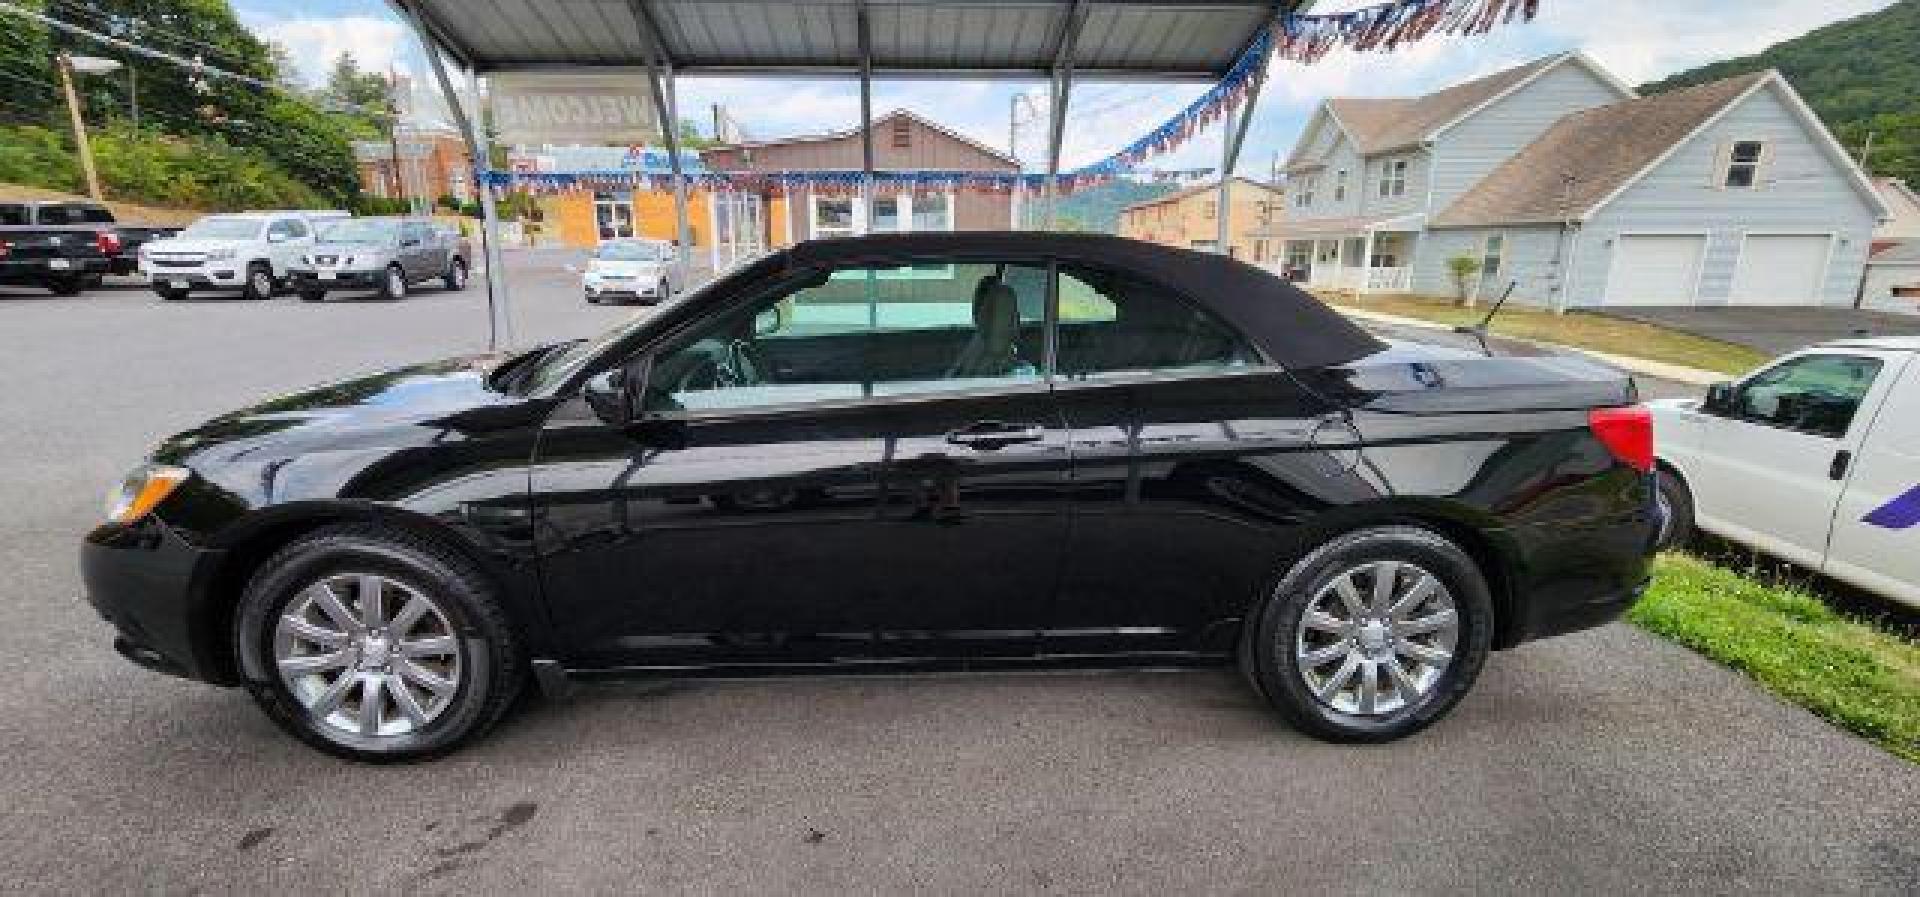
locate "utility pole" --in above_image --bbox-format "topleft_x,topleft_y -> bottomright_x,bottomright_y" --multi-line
1858,130 -> 1876,169
55,54 -> 103,200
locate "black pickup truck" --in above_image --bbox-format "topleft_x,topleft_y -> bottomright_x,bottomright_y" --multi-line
0,200 -> 178,294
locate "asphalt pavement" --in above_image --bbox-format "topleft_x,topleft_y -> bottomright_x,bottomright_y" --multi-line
1,251 -> 1914,894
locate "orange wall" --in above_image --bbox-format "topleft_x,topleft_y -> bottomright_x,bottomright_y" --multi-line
540,189 -> 715,249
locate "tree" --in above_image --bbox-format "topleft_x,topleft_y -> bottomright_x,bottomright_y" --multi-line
1447,255 -> 1483,305
323,50 -> 391,132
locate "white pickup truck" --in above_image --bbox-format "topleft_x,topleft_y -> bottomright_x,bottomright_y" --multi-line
140,211 -> 346,300
1651,336 -> 1920,609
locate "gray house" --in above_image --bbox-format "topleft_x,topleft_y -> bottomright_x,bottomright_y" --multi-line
1266,53 -> 1890,308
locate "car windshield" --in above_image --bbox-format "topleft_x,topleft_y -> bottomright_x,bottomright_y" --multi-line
596,241 -> 670,262
320,219 -> 399,244
181,218 -> 263,240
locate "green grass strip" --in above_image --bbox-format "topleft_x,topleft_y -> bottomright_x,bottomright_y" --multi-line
1630,554 -> 1920,763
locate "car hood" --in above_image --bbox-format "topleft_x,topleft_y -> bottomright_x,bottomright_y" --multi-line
148,238 -> 252,255
308,241 -> 395,256
153,354 -> 542,468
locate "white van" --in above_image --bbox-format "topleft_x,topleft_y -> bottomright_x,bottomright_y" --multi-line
1650,337 -> 1920,609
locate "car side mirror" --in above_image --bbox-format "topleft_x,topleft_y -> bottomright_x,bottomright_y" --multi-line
583,367 -> 638,428
1702,382 -> 1736,416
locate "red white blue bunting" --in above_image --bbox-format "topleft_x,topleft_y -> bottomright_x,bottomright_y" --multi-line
481,0 -> 1547,198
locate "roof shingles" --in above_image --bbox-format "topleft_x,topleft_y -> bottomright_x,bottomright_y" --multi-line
1431,72 -> 1771,228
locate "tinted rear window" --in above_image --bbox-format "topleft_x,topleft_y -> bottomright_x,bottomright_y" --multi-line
37,204 -> 113,224
0,205 -> 25,226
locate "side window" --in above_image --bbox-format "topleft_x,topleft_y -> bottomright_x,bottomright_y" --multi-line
267,220 -> 295,240
644,262 -> 1047,413
1733,353 -> 1882,438
282,219 -> 310,239
1054,266 -> 1259,380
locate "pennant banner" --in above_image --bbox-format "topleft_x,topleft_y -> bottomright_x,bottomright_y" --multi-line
480,0 -> 1546,197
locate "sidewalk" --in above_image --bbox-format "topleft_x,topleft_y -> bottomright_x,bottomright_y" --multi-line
1340,306 -> 1726,387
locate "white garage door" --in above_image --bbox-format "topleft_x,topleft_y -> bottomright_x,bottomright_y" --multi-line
1730,234 -> 1831,305
1604,235 -> 1706,306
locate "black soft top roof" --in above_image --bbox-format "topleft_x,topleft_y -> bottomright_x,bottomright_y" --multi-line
779,232 -> 1385,370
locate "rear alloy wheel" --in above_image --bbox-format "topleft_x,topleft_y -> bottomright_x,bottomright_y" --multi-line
242,264 -> 276,300
1245,526 -> 1492,743
378,264 -> 408,300
47,276 -> 84,297
443,257 -> 468,291
236,525 -> 523,761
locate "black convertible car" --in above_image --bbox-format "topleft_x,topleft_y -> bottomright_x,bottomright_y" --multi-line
83,233 -> 1658,761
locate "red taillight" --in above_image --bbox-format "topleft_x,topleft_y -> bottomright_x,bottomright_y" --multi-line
1589,405 -> 1654,473
0,240 -> 9,259
96,230 -> 121,254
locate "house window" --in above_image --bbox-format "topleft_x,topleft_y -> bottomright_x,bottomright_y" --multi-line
1203,200 -> 1218,220
1334,168 -> 1349,202
1378,157 -> 1408,198
911,193 -> 953,231
1285,242 -> 1311,271
890,117 -> 911,149
1724,140 -> 1766,188
1480,233 -> 1505,282
811,194 -> 860,238
1293,174 -> 1318,208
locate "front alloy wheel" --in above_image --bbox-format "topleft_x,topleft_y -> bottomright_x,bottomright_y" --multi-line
274,573 -> 462,739
237,524 -> 523,761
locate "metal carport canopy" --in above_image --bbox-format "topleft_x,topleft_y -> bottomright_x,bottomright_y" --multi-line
405,0 -> 1297,80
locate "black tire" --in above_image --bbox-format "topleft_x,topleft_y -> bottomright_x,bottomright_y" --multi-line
1654,467 -> 1695,551
241,263 -> 275,300
1243,525 -> 1494,744
234,524 -> 525,762
154,286 -> 190,301
377,264 -> 408,300
585,292 -> 600,305
47,276 -> 84,296
443,257 -> 468,291
297,288 -> 328,303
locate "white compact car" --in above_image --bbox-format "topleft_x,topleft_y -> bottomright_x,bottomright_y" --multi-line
140,212 -> 334,300
582,238 -> 676,305
1651,337 -> 1920,609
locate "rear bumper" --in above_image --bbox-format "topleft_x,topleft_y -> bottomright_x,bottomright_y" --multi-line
81,520 -> 233,685
0,257 -> 111,283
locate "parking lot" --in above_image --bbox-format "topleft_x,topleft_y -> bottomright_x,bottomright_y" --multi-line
3,250 -> 1916,893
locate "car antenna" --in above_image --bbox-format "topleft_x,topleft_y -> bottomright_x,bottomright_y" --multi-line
1453,281 -> 1516,356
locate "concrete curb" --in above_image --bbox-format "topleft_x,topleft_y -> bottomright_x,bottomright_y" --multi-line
1338,306 -> 1728,387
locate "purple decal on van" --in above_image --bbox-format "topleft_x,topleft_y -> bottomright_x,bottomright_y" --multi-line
1863,486 -> 1920,530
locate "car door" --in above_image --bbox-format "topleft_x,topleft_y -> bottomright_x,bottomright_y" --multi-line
267,217 -> 310,275
1685,350 -> 1900,567
1822,350 -> 1920,607
531,259 -> 1070,668
399,223 -> 433,279
1045,264 -> 1360,656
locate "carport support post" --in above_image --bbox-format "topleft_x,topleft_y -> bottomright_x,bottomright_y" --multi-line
1214,23 -> 1271,255
1043,1 -> 1085,230
398,0 -> 511,349
661,66 -> 693,287
857,0 -> 875,231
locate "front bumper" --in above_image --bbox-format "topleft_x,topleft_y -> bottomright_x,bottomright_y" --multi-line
289,270 -> 383,289
81,519 -> 233,685
143,267 -> 245,290
585,281 -> 664,303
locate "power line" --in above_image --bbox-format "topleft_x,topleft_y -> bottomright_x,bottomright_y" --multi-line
0,2 -> 392,120
47,0 -> 265,73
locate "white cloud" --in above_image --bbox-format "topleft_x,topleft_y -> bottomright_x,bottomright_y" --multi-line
254,16 -> 412,87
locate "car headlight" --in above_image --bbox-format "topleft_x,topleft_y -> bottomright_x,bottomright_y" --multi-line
206,248 -> 236,262
105,464 -> 189,524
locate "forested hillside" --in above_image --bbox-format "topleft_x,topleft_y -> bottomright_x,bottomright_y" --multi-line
1640,0 -> 1919,187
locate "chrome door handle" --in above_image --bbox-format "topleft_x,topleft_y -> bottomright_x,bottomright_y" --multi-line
945,422 -> 1046,450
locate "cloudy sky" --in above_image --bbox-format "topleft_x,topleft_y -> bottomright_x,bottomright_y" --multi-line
233,0 -> 1894,174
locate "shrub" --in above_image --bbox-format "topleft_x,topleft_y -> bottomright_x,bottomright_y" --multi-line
1446,254 -> 1483,305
